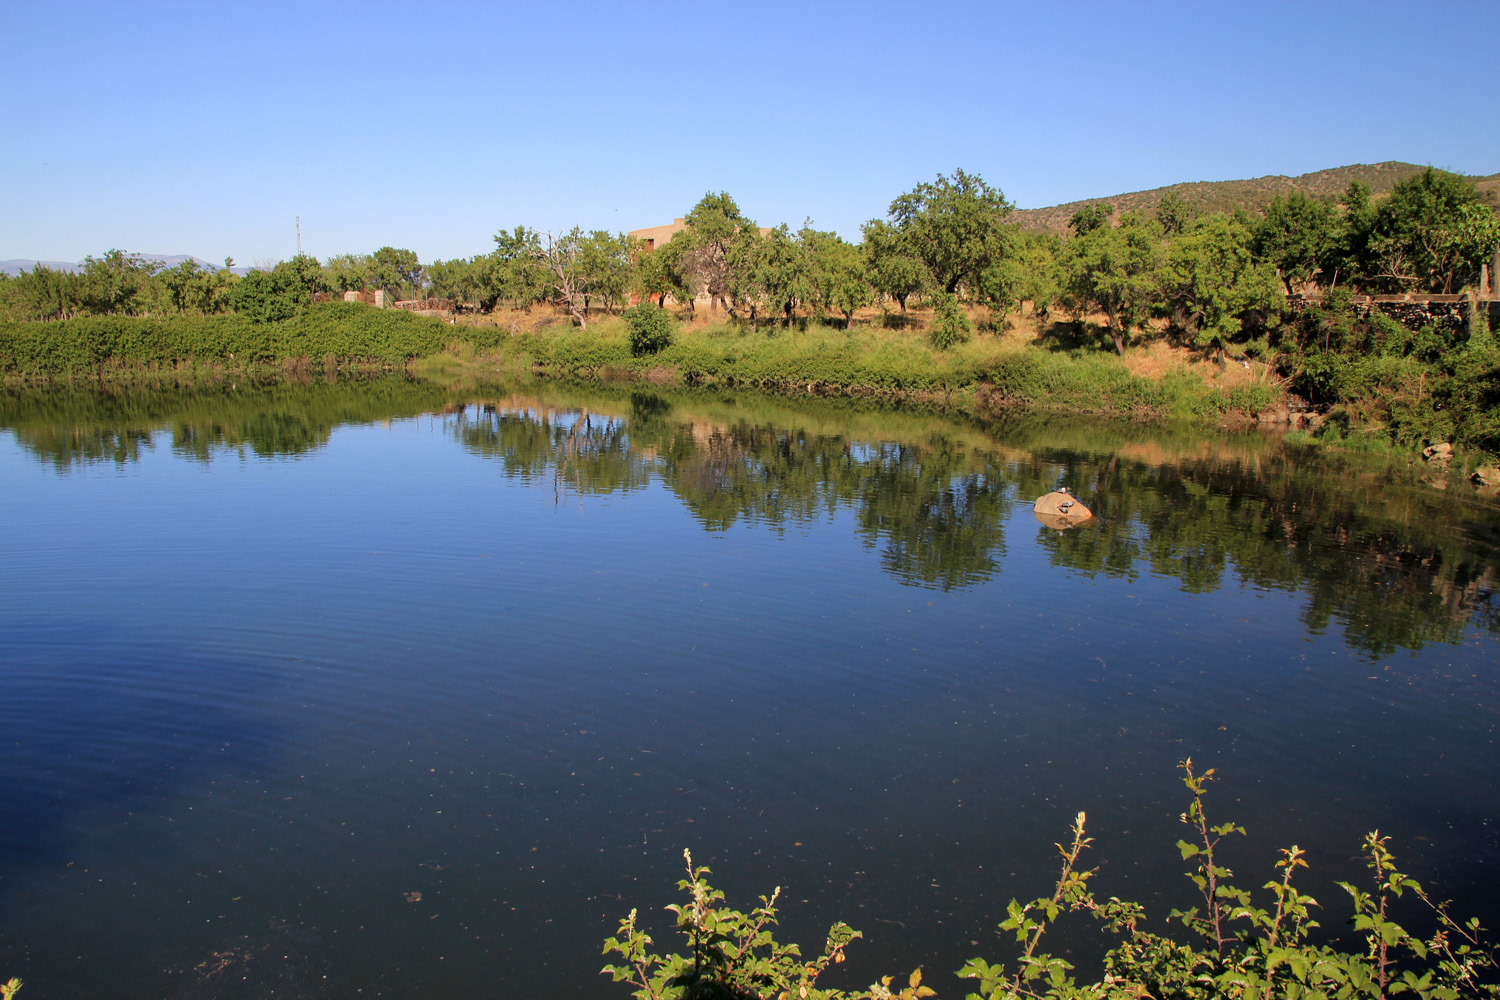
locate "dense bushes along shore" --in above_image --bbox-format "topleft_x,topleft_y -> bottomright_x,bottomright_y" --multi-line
0,302 -> 501,373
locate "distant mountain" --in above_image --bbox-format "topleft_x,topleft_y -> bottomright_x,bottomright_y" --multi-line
0,259 -> 83,276
1012,161 -> 1500,233
1,254 -> 236,277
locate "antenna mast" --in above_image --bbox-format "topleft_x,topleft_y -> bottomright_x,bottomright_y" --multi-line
296,217 -> 302,256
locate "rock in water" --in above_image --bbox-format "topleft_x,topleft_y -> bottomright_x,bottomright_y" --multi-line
1033,490 -> 1093,529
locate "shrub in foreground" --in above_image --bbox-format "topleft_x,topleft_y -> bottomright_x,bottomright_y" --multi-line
927,294 -> 972,350
626,303 -> 675,357
603,760 -> 1499,999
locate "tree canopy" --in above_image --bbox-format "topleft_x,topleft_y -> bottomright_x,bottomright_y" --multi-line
884,169 -> 1016,300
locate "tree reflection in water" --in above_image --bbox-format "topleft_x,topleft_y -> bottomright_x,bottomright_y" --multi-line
2,377 -> 1494,656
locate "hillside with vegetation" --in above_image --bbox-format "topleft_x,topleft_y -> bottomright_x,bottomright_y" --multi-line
1013,161 -> 1500,233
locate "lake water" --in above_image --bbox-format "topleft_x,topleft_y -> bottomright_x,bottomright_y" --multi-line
1,376 -> 1497,999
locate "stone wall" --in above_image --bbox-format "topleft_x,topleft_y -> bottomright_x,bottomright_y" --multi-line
1364,296 -> 1468,334
1291,294 -> 1499,334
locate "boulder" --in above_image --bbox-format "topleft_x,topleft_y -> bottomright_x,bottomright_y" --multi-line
1423,442 -> 1453,465
1473,466 -> 1500,486
1033,490 -> 1093,529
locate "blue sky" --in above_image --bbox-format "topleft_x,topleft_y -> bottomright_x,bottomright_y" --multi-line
4,0 -> 1497,266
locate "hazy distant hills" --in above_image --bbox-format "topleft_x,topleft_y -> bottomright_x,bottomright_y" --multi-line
1012,161 -> 1500,233
0,254 -> 230,277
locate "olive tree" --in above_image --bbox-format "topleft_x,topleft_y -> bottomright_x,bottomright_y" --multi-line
1063,212 -> 1162,356
369,247 -> 424,298
885,169 -> 1016,299
1361,168 -> 1500,293
802,226 -> 871,327
859,218 -> 927,312
1165,213 -> 1281,362
1254,192 -> 1343,295
679,192 -> 759,317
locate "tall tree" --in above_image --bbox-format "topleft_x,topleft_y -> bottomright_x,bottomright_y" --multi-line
491,226 -> 549,310
860,219 -> 926,312
161,258 -> 212,313
1361,168 -> 1500,293
1254,192 -> 1342,295
886,169 -> 1015,298
425,258 -> 474,312
533,228 -> 591,327
578,230 -> 635,316
323,253 -> 373,293
1164,213 -> 1281,362
629,236 -> 698,311
680,192 -> 759,317
3,264 -> 87,320
81,249 -> 162,315
230,267 -> 305,323
1063,212 -> 1162,356
1154,191 -> 1195,236
802,226 -> 871,327
1068,202 -> 1114,236
748,225 -> 809,327
277,254 -> 328,300
369,247 -> 424,298
995,230 -> 1063,319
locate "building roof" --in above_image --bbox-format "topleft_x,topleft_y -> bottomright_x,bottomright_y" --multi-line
627,218 -> 687,249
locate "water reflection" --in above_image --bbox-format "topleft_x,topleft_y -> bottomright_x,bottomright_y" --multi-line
2,377 -> 1496,656
0,377 -> 460,467
440,387 -> 1498,653
1028,448 -> 1499,657
454,403 -> 648,495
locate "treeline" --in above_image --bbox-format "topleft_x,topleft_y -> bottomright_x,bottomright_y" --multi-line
0,247 -> 429,325
419,166 -> 1500,360
7,166 -> 1496,343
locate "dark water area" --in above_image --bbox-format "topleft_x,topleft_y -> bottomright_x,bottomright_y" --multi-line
1,376 -> 1497,999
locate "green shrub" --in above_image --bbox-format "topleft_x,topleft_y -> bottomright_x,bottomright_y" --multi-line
625,303 -> 675,357
927,294 -> 971,350
985,353 -> 1045,402
602,850 -> 929,1000
229,270 -> 305,324
0,303 -> 457,375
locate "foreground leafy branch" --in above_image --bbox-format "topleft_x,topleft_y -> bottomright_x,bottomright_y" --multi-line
602,849 -> 930,1000
606,762 -> 1499,1000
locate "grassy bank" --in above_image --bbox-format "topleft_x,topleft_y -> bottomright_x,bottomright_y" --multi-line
418,312 -> 1281,424
8,302 -> 1491,465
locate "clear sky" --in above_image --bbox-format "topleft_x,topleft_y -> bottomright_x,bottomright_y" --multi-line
4,0 -> 1497,266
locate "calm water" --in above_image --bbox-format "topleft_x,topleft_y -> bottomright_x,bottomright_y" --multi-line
1,377 -> 1497,999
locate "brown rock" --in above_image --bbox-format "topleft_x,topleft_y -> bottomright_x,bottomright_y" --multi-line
1258,406 -> 1291,426
1033,490 -> 1093,529
1423,442 -> 1453,464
